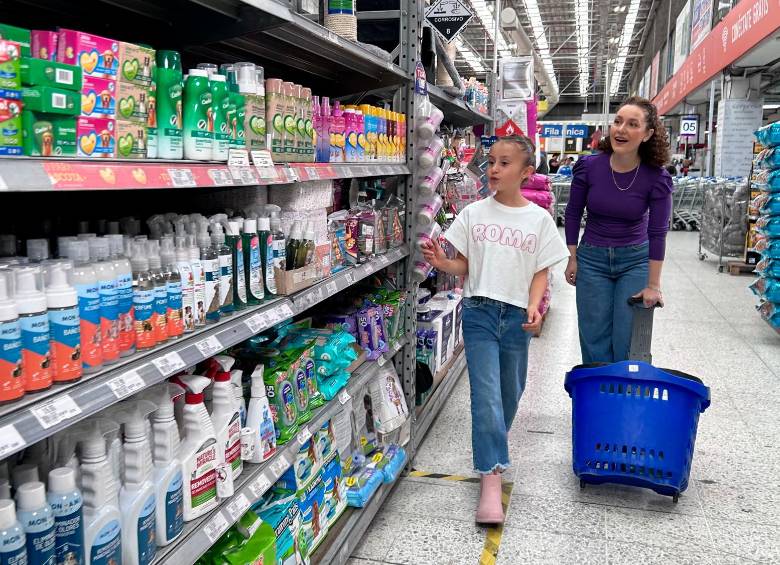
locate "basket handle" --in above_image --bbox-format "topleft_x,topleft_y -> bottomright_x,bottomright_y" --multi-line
628,296 -> 663,309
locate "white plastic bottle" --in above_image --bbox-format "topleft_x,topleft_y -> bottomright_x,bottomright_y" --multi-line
0,271 -> 24,403
230,369 -> 246,427
47,467 -> 85,565
174,237 -> 195,333
211,223 -> 234,316
115,401 -> 157,565
88,239 -> 119,364
14,267 -> 53,393
146,241 -> 169,344
79,419 -> 122,565
145,384 -> 184,546
188,236 -> 206,328
245,364 -> 277,463
0,499 -> 26,565
16,481 -> 55,565
107,235 -> 135,357
177,375 -> 220,521
159,238 -> 184,340
208,357 -> 242,481
197,224 -> 220,324
67,242 -> 102,374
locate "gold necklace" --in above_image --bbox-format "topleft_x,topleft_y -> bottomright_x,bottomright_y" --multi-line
610,155 -> 641,191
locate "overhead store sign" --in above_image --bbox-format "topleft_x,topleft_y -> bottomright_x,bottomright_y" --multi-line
674,0 -> 693,73
690,0 -> 713,50
425,0 -> 473,43
680,115 -> 698,137
539,124 -> 588,138
654,0 -> 780,115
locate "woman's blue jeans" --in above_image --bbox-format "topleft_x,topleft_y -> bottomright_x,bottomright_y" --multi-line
575,242 -> 649,363
462,296 -> 531,474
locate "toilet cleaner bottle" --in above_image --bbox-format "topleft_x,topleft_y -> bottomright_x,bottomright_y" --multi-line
45,264 -> 82,384
78,419 -> 122,565
0,499 -> 26,565
47,467 -> 84,565
177,375 -> 220,521
14,267 -> 52,392
88,239 -> 119,365
16,481 -> 55,565
207,357 -> 242,481
115,401 -> 157,565
0,272 -> 25,402
107,235 -> 135,357
144,384 -> 183,546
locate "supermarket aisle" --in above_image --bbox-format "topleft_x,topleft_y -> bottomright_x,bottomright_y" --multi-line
350,231 -> 780,564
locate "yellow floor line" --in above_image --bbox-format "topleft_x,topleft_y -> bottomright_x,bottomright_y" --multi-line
478,482 -> 514,565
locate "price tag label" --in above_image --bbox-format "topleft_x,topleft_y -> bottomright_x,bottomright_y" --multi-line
225,493 -> 251,521
286,167 -> 299,182
327,31 -> 340,43
249,473 -> 272,499
378,254 -> 390,265
196,335 -> 223,358
297,426 -> 312,445
245,313 -> 268,334
304,167 -> 319,180
204,512 -> 230,543
107,370 -> 146,400
230,167 -> 257,185
326,281 -> 338,296
256,166 -> 279,182
30,395 -> 82,430
0,424 -> 25,458
340,166 -> 353,178
266,308 -> 281,324
338,390 -> 351,405
377,355 -> 386,367
250,150 -> 274,168
362,264 -> 374,276
208,168 -> 234,186
278,304 -> 294,319
271,457 -> 289,477
167,168 -> 196,188
344,272 -> 354,285
228,149 -> 251,167
152,352 -> 186,376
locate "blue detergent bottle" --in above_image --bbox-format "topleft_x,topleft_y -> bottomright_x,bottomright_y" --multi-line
0,499 -> 26,565
16,481 -> 55,565
47,468 -> 84,565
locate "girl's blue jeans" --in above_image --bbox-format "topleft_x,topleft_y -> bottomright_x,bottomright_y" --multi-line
575,241 -> 649,363
462,296 -> 532,474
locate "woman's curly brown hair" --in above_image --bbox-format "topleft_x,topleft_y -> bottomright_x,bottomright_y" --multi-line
598,96 -> 670,168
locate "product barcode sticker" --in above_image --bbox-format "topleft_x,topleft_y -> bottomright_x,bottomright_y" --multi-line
271,456 -> 290,477
152,352 -> 186,376
52,93 -> 67,109
297,426 -> 312,445
30,395 -> 82,430
225,493 -> 251,522
167,168 -> 197,188
195,335 -> 223,358
0,424 -> 25,458
55,68 -> 74,85
326,281 -> 338,296
107,370 -> 146,400
338,390 -> 351,405
208,168 -> 234,186
249,473 -> 272,498
245,313 -> 268,334
305,167 -> 319,180
229,166 -> 257,185
204,512 -> 230,544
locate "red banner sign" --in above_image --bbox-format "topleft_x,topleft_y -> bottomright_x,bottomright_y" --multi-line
653,0 -> 780,116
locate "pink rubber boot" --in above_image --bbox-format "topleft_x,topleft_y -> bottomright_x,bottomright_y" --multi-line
475,473 -> 504,524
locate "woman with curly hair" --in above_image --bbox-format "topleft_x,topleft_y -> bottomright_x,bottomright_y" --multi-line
564,97 -> 672,363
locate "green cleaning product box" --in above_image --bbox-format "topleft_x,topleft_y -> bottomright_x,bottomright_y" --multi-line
22,85 -> 79,115
115,81 -> 147,123
20,57 -> 82,91
0,24 -> 30,57
22,111 -> 76,156
0,40 -> 21,89
115,119 -> 146,158
118,42 -> 154,87
0,95 -> 22,154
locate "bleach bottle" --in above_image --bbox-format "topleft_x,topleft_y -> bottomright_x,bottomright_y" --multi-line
0,499 -> 26,565
47,467 -> 84,565
16,481 -> 55,565
115,400 -> 157,565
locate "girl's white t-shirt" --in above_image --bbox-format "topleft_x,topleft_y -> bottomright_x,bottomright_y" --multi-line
444,197 -> 569,309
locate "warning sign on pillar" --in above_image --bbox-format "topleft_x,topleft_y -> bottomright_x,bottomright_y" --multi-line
425,0 -> 473,43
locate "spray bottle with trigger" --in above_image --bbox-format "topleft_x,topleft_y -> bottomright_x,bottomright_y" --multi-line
114,400 -> 157,565
205,356 -> 243,482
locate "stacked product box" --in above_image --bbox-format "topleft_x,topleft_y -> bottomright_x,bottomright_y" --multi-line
115,42 -> 154,158
0,37 -> 23,155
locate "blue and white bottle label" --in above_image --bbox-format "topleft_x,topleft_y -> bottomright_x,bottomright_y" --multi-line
89,520 -> 120,565
51,503 -> 84,565
0,545 -> 26,565
137,494 -> 156,565
165,471 -> 184,542
24,523 -> 55,565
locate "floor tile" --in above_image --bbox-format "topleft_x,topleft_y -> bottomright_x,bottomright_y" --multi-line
381,477 -> 479,521
606,540 -> 746,564
708,519 -> 780,562
504,493 -> 606,539
497,530 -> 606,565
604,506 -> 714,551
351,509 -> 400,561
380,513 -> 486,565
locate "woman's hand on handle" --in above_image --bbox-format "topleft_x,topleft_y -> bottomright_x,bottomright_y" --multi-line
564,257 -> 577,286
633,287 -> 664,308
522,305 -> 543,334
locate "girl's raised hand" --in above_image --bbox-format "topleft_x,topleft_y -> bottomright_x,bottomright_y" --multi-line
421,238 -> 447,269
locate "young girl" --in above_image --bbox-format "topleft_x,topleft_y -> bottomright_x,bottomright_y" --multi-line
422,135 -> 568,524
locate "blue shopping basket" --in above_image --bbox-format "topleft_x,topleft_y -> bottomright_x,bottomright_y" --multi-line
564,298 -> 711,502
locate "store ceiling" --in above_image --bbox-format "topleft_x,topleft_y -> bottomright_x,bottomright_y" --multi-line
453,0 -> 653,100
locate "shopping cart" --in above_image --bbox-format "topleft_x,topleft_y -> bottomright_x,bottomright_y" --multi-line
671,178 -> 703,231
564,298 -> 711,502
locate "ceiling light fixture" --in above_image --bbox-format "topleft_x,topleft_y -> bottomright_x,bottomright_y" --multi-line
610,0 -> 641,96
521,0 -> 559,92
575,0 -> 589,96
468,0 -> 514,60
455,38 -> 489,73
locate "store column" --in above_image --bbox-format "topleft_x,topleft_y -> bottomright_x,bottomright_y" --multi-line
714,76 -> 763,178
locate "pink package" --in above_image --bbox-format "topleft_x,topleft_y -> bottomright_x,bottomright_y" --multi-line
57,29 -> 119,79
81,76 -> 116,117
31,30 -> 58,61
524,173 -> 552,192
521,188 -> 554,211
77,117 -> 115,158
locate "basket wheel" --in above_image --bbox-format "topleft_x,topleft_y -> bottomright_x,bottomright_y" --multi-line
673,493 -> 679,504
579,479 -> 586,490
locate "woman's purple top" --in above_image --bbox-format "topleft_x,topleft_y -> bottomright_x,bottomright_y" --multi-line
564,152 -> 674,261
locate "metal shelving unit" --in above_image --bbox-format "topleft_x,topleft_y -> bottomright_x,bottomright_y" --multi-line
427,83 -> 494,128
